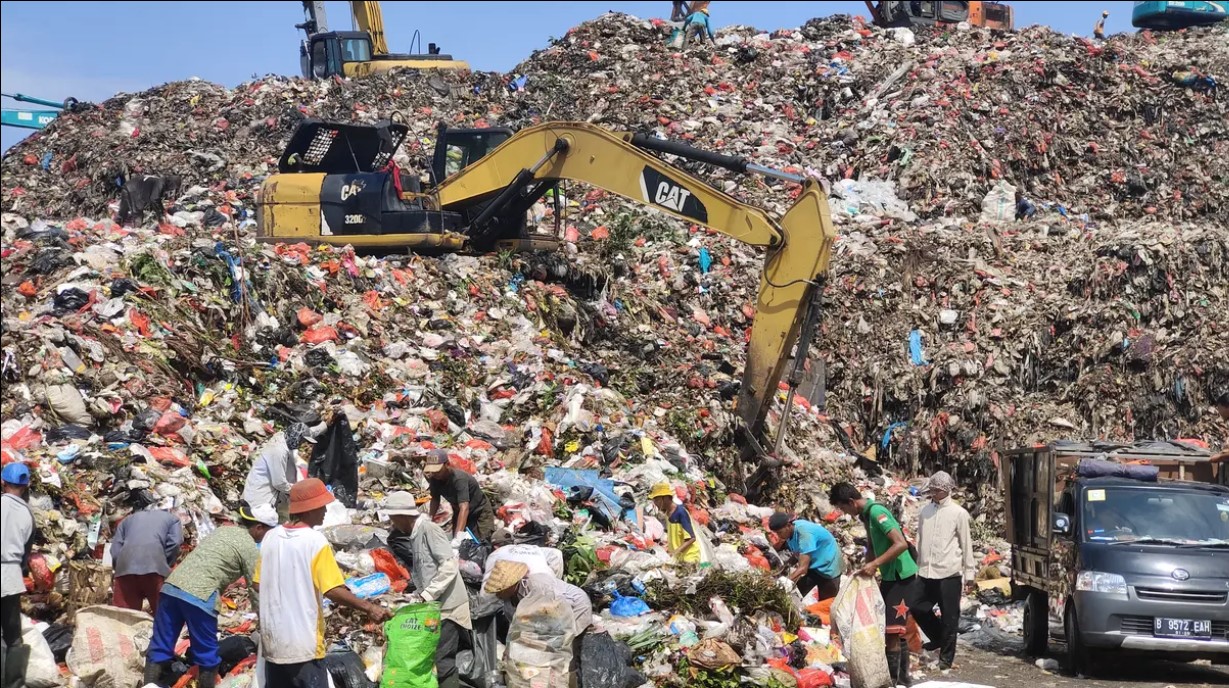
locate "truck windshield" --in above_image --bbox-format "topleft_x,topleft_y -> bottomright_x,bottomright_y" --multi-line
1083,487 -> 1229,545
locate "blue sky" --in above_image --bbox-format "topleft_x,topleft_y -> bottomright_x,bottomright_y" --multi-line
2,1 -> 1134,151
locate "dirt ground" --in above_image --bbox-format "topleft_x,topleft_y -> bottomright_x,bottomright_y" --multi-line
914,626 -> 1229,688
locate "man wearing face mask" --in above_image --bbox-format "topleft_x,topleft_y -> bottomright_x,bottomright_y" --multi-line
243,422 -> 316,521
914,471 -> 975,672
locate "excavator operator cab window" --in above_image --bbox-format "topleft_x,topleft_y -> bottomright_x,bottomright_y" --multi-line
311,41 -> 330,78
340,37 -> 372,64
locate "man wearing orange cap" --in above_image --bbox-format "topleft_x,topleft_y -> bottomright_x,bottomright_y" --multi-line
255,479 -> 391,687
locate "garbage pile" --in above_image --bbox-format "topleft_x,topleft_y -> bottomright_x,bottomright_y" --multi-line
1,8 -> 1228,688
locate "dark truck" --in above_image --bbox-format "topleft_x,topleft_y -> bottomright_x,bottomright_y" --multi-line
1002,440 -> 1229,675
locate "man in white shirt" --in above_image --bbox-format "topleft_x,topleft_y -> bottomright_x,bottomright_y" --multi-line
914,471 -> 976,671
242,422 -> 316,520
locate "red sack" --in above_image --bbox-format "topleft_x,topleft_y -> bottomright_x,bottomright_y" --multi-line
370,547 -> 409,582
298,307 -> 324,327
743,548 -> 771,571
26,553 -> 54,593
300,325 -> 339,344
148,446 -> 190,467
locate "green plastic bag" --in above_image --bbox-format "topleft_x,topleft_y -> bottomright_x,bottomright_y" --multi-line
381,602 -> 443,688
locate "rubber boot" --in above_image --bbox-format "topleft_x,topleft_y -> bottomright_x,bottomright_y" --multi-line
897,637 -> 913,687
885,643 -> 901,687
197,668 -> 219,688
142,659 -> 170,688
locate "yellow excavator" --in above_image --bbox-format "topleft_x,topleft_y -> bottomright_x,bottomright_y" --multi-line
297,1 -> 468,79
256,118 -> 836,492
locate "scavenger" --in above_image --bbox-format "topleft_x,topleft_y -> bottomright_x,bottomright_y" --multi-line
769,512 -> 842,601
257,479 -> 390,687
913,471 -> 975,672
381,491 -> 471,688
424,450 -> 496,541
649,482 -> 701,564
110,505 -> 183,615
1,464 -> 35,688
830,482 -> 921,687
485,560 -> 594,679
242,422 -> 315,519
142,503 -> 278,688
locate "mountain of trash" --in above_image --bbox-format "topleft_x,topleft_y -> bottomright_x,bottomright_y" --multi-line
2,11 -> 1226,501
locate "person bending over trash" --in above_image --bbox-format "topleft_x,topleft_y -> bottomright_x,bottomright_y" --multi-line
256,479 -> 390,687
650,482 -> 702,564
484,542 -> 565,585
830,482 -> 922,687
143,503 -> 278,688
110,504 -> 183,615
424,449 -> 496,541
769,511 -> 842,602
683,2 -> 716,46
381,491 -> 471,688
242,421 -> 316,521
485,560 -> 594,680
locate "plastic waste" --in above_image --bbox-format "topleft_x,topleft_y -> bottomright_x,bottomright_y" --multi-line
831,576 -> 890,688
608,591 -> 651,617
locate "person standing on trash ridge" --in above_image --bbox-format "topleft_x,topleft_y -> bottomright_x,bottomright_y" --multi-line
1,464 -> 35,686
830,482 -> 921,688
243,421 -> 317,521
110,504 -> 183,615
649,482 -> 702,564
769,511 -> 843,602
1094,10 -> 1109,39
424,450 -> 496,542
382,491 -> 471,688
256,478 -> 391,688
485,560 -> 594,679
912,471 -> 975,672
142,503 -> 278,688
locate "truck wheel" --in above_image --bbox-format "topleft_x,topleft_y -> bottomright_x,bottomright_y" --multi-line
1063,607 -> 1100,676
1023,590 -> 1048,657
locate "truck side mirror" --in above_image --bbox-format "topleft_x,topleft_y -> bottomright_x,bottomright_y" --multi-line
1053,513 -> 1072,537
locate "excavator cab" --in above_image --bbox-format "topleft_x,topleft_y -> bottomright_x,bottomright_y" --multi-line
257,119 -> 555,252
867,1 -> 1013,30
301,32 -> 460,79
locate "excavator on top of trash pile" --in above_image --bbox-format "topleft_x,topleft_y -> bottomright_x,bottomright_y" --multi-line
863,1 -> 1015,31
296,1 -> 468,79
256,118 -> 837,493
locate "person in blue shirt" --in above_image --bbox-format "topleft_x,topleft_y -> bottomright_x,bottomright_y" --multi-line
682,3 -> 716,46
770,512 -> 842,601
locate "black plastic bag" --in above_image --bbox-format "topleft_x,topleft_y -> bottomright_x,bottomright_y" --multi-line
216,634 -> 257,676
579,632 -> 646,688
321,649 -> 377,688
309,416 -> 359,507
42,622 -> 73,663
53,288 -> 90,313
459,613 -> 500,688
45,424 -> 92,443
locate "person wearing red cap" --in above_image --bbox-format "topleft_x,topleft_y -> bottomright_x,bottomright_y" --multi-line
255,479 -> 390,687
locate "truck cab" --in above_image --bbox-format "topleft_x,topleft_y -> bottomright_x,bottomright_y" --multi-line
1003,441 -> 1229,675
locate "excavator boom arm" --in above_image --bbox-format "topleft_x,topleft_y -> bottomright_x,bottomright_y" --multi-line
351,1 -> 389,55
434,122 -> 837,464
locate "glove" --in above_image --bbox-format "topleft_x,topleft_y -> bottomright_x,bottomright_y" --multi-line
451,534 -> 466,549
407,593 -> 425,604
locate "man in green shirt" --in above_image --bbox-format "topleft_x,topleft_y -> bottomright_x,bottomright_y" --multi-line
142,503 -> 278,688
831,482 -> 921,687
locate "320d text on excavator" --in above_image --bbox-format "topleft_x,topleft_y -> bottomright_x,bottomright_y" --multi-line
256,118 -> 837,493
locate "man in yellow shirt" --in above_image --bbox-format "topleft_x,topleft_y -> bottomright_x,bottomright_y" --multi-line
254,479 -> 390,687
650,483 -> 701,564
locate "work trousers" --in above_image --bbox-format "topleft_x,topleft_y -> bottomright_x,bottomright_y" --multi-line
0,595 -> 21,648
797,570 -> 841,602
437,619 -> 465,688
147,591 -> 221,669
914,575 -> 962,668
113,573 -> 165,615
265,659 -> 331,688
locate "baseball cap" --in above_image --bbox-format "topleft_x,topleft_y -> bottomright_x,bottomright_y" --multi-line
238,502 -> 280,527
423,449 -> 450,476
288,478 -> 335,514
1,463 -> 30,486
768,512 -> 792,532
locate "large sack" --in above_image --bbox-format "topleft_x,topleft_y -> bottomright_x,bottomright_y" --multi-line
45,382 -> 92,426
381,602 -> 442,688
504,591 -> 576,688
65,605 -> 154,688
22,615 -> 64,688
831,576 -> 891,688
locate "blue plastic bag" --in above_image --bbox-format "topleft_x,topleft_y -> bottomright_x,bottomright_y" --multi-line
609,591 -> 651,618
346,572 -> 391,599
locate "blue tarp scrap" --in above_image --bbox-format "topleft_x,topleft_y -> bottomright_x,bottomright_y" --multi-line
543,467 -> 624,523
881,421 -> 907,449
697,247 -> 713,274
909,329 -> 928,366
